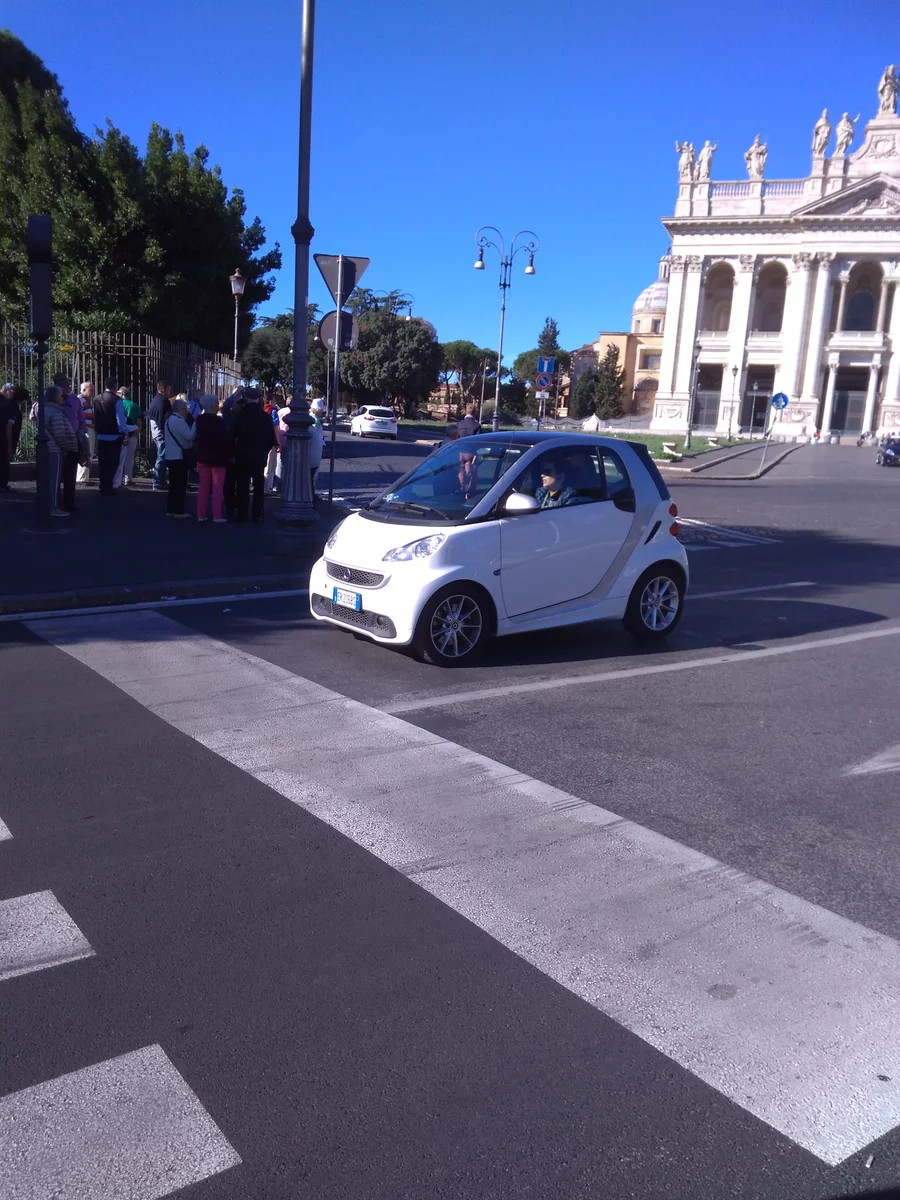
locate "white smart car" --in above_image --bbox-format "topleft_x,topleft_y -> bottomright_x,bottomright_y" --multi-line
350,405 -> 398,439
310,432 -> 688,666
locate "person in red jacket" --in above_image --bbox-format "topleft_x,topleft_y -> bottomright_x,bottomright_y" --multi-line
194,395 -> 231,523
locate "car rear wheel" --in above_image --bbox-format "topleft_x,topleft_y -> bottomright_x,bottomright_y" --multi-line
623,565 -> 685,640
413,584 -> 493,666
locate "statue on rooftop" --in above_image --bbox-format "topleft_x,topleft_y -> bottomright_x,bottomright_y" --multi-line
675,141 -> 695,182
696,140 -> 717,180
834,112 -> 860,156
744,135 -> 768,179
812,109 -> 831,155
878,65 -> 899,115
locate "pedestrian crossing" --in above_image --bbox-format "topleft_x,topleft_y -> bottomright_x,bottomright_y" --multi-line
23,610 -> 900,1170
0,815 -> 240,1197
679,517 -> 782,549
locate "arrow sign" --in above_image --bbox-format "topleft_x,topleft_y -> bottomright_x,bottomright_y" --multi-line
771,392 -> 789,410
314,254 -> 370,307
318,310 -> 358,351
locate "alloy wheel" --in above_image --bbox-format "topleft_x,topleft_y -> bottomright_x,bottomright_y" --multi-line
639,576 -> 680,632
429,595 -> 483,659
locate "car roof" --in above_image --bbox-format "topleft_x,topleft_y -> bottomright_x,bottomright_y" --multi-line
460,430 -> 641,451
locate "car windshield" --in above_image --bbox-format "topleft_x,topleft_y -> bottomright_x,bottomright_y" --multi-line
367,436 -> 537,521
366,407 -> 394,418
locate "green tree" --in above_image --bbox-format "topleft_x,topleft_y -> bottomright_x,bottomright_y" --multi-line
537,317 -> 561,355
594,344 -> 626,419
440,339 -> 484,415
569,367 -> 597,419
243,323 -> 293,392
0,32 -> 280,349
340,310 -> 442,417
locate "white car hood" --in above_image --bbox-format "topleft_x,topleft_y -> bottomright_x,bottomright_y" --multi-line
327,512 -> 446,567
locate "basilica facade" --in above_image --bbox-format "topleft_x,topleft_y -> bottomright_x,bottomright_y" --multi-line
651,66 -> 900,436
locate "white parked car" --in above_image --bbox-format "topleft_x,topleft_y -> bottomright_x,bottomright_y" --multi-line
350,405 -> 398,439
310,433 -> 688,666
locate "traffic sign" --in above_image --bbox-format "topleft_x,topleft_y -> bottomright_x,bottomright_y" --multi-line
318,309 -> 359,351
536,372 -> 552,390
537,355 -> 555,375
535,390 -> 550,400
313,254 -> 370,306
771,392 -> 789,410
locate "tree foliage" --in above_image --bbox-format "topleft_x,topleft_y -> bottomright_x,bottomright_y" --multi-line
595,344 -> 626,419
0,31 -> 280,351
569,368 -> 597,419
537,317 -> 561,355
340,310 -> 442,417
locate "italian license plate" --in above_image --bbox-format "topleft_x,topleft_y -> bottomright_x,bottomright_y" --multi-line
333,586 -> 362,611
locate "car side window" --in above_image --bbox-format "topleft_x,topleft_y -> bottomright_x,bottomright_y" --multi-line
600,449 -> 631,499
509,446 -> 606,509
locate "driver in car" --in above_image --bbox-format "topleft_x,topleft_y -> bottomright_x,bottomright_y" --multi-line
535,458 -> 578,509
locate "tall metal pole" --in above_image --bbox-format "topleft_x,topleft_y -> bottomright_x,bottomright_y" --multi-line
683,342 -> 701,450
277,0 -> 317,542
233,295 -> 240,362
478,356 -> 488,425
492,258 -> 509,433
327,255 -> 344,511
35,342 -> 50,527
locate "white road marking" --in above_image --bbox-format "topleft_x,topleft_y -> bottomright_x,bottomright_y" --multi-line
0,589 -> 309,625
0,1044 -> 241,1199
0,819 -> 10,841
690,580 -> 815,601
30,611 -> 900,1165
679,517 -> 781,546
383,622 -> 900,714
844,742 -> 900,778
0,891 -> 94,982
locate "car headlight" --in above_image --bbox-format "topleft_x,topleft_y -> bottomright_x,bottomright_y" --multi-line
382,534 -> 446,562
326,518 -> 347,549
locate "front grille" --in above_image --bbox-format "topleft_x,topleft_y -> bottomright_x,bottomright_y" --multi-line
311,594 -> 397,638
325,560 -> 384,588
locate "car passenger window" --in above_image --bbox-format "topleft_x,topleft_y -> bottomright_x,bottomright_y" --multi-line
600,450 -> 631,499
509,447 -> 606,509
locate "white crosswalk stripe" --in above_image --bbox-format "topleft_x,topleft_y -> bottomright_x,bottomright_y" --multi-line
0,819 -> 11,841
0,1045 -> 240,1199
679,517 -> 782,549
30,610 -> 900,1167
0,890 -> 94,983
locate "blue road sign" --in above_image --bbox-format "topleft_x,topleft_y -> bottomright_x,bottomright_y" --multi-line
536,372 -> 552,390
537,355 -> 555,375
771,392 -> 789,410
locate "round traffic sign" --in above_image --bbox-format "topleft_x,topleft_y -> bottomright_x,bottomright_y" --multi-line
771,392 -> 789,410
536,372 -> 552,390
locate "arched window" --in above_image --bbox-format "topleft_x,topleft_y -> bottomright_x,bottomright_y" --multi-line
844,263 -> 883,331
699,262 -> 735,332
751,262 -> 787,332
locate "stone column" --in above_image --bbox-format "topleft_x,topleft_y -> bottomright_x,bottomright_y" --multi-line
876,274 -> 890,332
800,253 -> 836,406
776,253 -> 814,400
711,257 -> 755,432
820,354 -> 840,433
673,256 -> 704,398
655,256 -> 684,398
834,272 -> 850,332
882,279 -> 900,405
862,355 -> 882,434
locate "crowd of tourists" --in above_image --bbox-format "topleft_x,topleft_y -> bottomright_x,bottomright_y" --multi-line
0,377 -> 325,521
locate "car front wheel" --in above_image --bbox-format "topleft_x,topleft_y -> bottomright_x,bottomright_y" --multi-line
413,584 -> 493,666
622,565 -> 685,640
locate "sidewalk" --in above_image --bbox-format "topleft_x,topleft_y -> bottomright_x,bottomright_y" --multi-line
0,479 -> 342,614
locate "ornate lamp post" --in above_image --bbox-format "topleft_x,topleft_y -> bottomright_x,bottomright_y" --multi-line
729,363 -> 739,440
683,339 -> 702,450
474,227 -> 538,432
229,269 -> 246,363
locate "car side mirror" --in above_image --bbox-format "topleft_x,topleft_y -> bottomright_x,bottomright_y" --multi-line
612,487 -> 636,513
504,492 -> 540,514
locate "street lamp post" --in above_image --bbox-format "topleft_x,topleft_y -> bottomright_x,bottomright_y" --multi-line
729,364 -> 738,440
474,227 -> 538,432
277,0 -> 318,544
229,269 -> 246,363
683,339 -> 702,450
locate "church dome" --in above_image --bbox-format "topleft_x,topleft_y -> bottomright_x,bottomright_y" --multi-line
632,249 -> 671,315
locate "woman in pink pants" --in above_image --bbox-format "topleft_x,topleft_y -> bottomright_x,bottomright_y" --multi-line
194,395 -> 231,522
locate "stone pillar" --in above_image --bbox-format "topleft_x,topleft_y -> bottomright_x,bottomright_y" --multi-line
800,253 -> 836,406
862,355 -> 882,434
673,256 -> 704,398
777,253 -> 814,400
834,272 -> 850,332
656,256 -> 684,398
876,274 -> 890,332
820,354 -> 840,433
882,279 -> 900,405
716,364 -> 742,435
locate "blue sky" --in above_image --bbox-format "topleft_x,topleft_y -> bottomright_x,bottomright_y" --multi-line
3,0 -> 897,359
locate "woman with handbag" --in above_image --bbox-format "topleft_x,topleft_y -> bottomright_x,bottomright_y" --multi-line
163,397 -> 196,517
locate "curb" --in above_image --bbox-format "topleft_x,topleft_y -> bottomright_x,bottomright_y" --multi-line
676,442 -> 801,482
0,571 -> 313,617
664,441 -> 770,474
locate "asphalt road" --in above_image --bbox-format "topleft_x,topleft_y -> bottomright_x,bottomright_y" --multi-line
2,443 -> 900,1200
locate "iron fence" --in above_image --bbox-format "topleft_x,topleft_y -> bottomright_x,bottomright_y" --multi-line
2,322 -> 242,460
